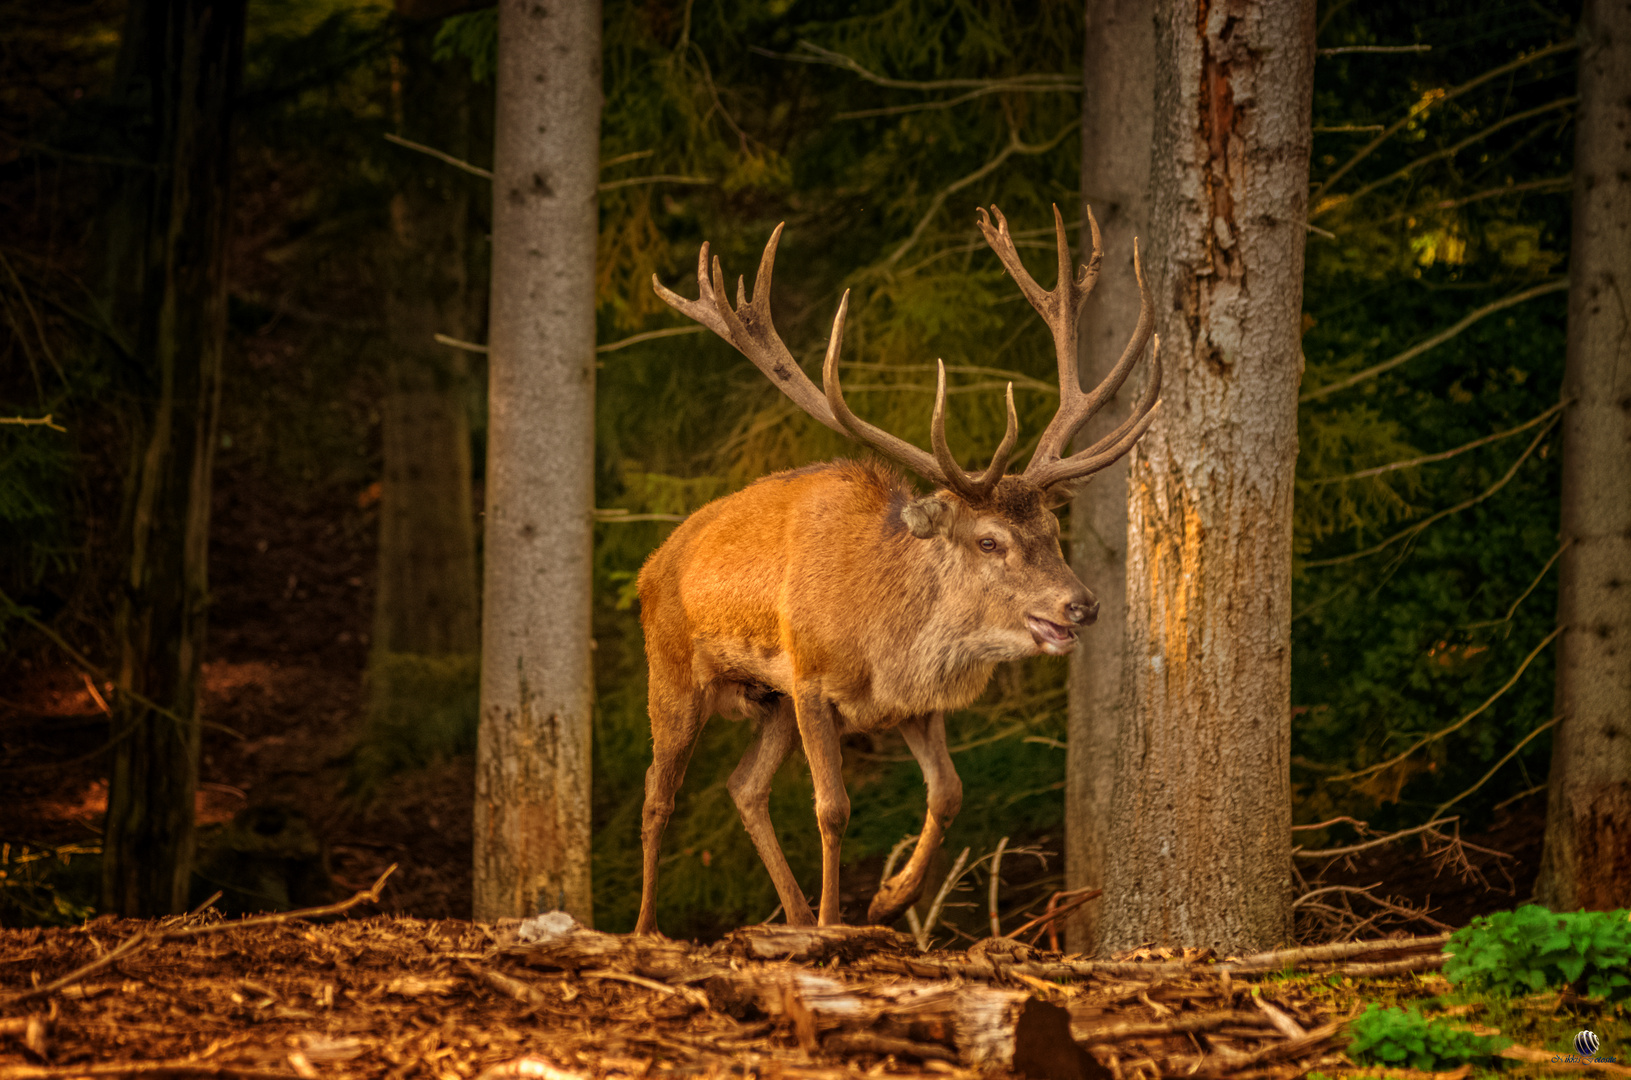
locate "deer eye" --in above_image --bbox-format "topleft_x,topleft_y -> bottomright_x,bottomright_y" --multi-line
978,538 -> 999,554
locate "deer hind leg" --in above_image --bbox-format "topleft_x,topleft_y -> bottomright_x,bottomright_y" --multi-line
634,682 -> 707,936
867,711 -> 962,926
727,697 -> 815,926
792,686 -> 850,926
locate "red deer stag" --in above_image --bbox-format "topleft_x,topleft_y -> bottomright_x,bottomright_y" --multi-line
635,205 -> 1159,934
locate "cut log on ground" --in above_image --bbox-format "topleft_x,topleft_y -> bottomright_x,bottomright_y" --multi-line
505,919 -> 1100,1073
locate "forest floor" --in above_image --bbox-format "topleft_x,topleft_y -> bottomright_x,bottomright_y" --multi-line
1,907 -> 1622,1080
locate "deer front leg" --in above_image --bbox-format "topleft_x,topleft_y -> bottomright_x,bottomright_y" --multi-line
793,686 -> 849,926
868,712 -> 961,926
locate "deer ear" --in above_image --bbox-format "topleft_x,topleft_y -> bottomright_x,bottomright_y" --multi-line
901,496 -> 951,538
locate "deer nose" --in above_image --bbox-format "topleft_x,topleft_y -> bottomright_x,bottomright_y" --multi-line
1066,599 -> 1099,625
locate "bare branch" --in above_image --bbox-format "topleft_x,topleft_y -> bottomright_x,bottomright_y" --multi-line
0,414 -> 66,431
1328,626 -> 1563,783
1291,815 -> 1370,832
1310,39 -> 1577,206
1306,400 -> 1566,484
1467,540 -> 1569,629
435,326 -> 708,357
1303,413 -> 1560,567
596,326 -> 707,353
758,40 -> 1077,92
1300,279 -> 1569,402
1318,96 -> 1577,216
385,134 -> 710,190
1294,819 -> 1457,859
1318,44 -> 1432,55
1377,175 -> 1573,224
597,174 -> 714,192
593,509 -> 688,524
383,132 -> 492,179
1431,715 -> 1562,820
880,121 -> 1078,271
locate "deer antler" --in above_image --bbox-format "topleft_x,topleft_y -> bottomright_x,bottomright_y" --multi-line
976,204 -> 1162,496
655,227 -> 1022,494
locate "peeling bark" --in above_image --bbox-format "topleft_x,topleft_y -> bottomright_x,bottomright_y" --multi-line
1066,0 -> 1156,957
473,0 -> 601,923
1101,0 -> 1313,953
1535,0 -> 1631,913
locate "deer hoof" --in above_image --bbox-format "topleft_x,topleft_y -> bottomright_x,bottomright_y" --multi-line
866,873 -> 922,926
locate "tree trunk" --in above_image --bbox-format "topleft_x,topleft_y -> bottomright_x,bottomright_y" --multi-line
1534,0 -> 1631,913
368,13 -> 483,736
1100,0 -> 1313,953
473,0 -> 601,923
101,0 -> 245,916
1065,0 -> 1154,957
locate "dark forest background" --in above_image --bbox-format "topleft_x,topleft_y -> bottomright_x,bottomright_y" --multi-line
1,0 -> 1578,937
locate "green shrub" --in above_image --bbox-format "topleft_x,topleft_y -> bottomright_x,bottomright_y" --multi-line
1346,1005 -> 1509,1072
1445,905 -> 1631,1002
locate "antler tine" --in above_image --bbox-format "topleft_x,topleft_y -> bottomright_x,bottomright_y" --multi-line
654,225 -> 854,437
1021,205 -> 1106,466
1063,237 -> 1154,447
1027,334 -> 1164,494
651,241 -> 730,339
1021,223 -> 1157,492
821,293 -> 948,483
976,204 -> 1049,311
928,361 -> 1018,500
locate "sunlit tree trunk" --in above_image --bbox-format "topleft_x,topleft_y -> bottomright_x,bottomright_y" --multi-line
1534,0 -> 1631,913
101,0 -> 245,916
1100,0 -> 1313,953
473,0 -> 601,923
370,13 -> 482,709
1066,0 -> 1154,957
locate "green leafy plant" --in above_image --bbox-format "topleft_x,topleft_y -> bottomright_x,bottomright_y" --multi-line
1346,1005 -> 1509,1072
1445,905 -> 1631,1002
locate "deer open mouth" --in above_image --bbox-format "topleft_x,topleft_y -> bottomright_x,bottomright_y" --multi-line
1026,616 -> 1078,655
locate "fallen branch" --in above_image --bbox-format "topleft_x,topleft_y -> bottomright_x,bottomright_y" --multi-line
1180,1022 -> 1345,1079
1501,1045 -> 1631,1077
1338,954 -> 1447,977
2,866 -> 396,1007
462,963 -> 550,1007
862,932 -> 1451,983
1073,1010 -> 1273,1044
582,967 -> 709,1010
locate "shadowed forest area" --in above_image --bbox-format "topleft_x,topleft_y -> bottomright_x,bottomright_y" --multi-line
0,0 -> 1624,970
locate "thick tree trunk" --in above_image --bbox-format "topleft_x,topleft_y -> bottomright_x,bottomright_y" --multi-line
370,14 -> 481,709
101,0 -> 244,916
1065,0 -> 1154,957
1534,0 -> 1631,913
1100,0 -> 1313,953
473,0 -> 601,922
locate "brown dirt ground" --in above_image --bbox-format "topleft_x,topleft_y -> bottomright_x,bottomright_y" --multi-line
0,910 -> 1364,1080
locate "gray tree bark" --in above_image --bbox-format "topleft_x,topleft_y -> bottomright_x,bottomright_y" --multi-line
473,0 -> 601,923
101,0 -> 244,917
1100,0 -> 1313,953
1065,0 -> 1155,957
1534,0 -> 1631,913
